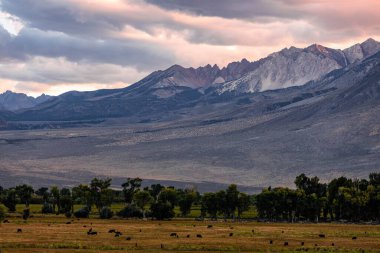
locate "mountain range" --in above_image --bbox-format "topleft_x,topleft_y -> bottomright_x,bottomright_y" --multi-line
0,38 -> 379,189
0,91 -> 52,112
1,38 -> 379,123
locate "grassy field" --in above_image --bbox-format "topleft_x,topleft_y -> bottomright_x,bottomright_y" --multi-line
0,216 -> 379,253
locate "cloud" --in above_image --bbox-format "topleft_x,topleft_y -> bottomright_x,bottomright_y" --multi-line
0,0 -> 379,95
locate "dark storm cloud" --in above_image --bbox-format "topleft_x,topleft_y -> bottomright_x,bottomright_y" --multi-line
0,26 -> 174,71
144,0 -> 303,20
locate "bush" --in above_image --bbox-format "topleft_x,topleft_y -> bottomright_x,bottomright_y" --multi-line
74,207 -> 90,218
22,209 -> 30,220
117,204 -> 143,218
150,201 -> 175,220
99,206 -> 113,219
41,203 -> 54,214
65,211 -> 72,218
0,206 -> 5,222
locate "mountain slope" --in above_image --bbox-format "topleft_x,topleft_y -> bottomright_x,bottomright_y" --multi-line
1,51 -> 379,187
217,39 -> 380,94
0,91 -> 52,111
5,39 -> 380,123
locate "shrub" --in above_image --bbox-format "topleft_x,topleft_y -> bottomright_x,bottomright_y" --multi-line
117,204 -> 143,218
41,203 -> 54,214
99,206 -> 113,219
0,206 -> 5,222
22,209 -> 30,220
65,211 -> 72,218
150,201 -> 175,220
74,207 -> 90,218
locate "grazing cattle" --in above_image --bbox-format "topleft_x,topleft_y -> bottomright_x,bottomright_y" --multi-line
17,229 -> 22,233
126,237 -> 132,241
301,242 -> 305,246
115,231 -> 123,237
332,243 -> 335,246
83,225 -> 87,228
87,228 -> 97,235
229,233 -> 234,237
284,242 -> 289,246
319,234 -> 326,238
3,220 -> 9,223
269,240 -> 273,244
207,225 -> 213,228
352,236 -> 357,240
87,231 -> 98,235
197,234 -> 202,238
230,227 -> 234,229
282,231 -> 284,233
187,234 -> 190,238
109,229 -> 116,233
314,244 -> 318,247
66,222 -> 71,225
170,233 -> 178,237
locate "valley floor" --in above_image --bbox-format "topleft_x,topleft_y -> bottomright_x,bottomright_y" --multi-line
0,217 -> 379,252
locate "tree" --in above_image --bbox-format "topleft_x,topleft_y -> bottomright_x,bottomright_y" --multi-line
15,184 -> 34,207
149,184 -> 164,200
0,206 -> 5,224
201,193 -> 219,220
237,193 -> 251,219
72,184 -> 93,211
3,188 -> 17,212
122,178 -> 142,204
133,190 -> 153,218
59,188 -> 73,214
35,187 -> 49,203
90,178 -> 112,212
369,173 -> 380,186
225,184 -> 239,219
50,186 -> 61,213
178,189 -> 197,217
150,201 -> 175,220
327,177 -> 352,220
158,188 -> 178,207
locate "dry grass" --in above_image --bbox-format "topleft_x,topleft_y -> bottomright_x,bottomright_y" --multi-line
0,217 -> 379,252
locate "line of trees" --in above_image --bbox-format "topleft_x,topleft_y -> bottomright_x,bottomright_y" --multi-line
0,173 -> 379,222
255,173 -> 380,222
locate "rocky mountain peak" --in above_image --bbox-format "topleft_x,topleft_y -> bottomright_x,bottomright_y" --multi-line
0,90 -> 52,111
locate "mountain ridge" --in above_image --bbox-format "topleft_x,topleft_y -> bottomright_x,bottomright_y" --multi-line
0,90 -> 52,112
1,38 -> 379,123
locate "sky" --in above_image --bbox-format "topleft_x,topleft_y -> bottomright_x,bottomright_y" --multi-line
0,0 -> 379,97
